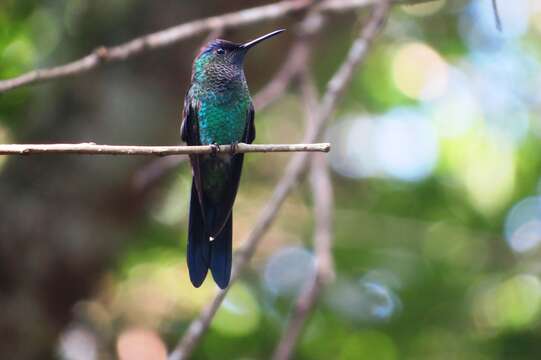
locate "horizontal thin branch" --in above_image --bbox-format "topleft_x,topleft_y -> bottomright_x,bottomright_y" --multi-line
0,143 -> 330,156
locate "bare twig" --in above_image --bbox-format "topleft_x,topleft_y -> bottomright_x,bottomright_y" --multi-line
310,156 -> 335,283
272,74 -> 335,360
0,143 -> 330,156
252,41 -> 309,110
199,28 -> 225,51
302,78 -> 334,283
272,274 -> 322,360
168,2 -> 390,359
0,0 -> 446,94
272,155 -> 334,360
253,12 -> 322,109
492,0 -> 502,31
0,0 -> 380,93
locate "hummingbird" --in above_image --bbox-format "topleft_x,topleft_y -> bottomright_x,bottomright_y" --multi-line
181,29 -> 285,289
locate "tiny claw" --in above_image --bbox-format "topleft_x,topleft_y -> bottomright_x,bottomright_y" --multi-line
210,143 -> 220,157
230,142 -> 239,155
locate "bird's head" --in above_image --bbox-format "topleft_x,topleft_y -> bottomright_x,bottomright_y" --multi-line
192,29 -> 285,84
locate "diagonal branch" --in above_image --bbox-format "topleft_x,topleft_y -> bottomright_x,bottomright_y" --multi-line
272,151 -> 334,360
168,2 -> 391,359
0,143 -> 330,156
272,76 -> 334,360
0,0 -> 439,93
492,0 -> 502,31
0,0 -> 379,93
252,13 -> 319,110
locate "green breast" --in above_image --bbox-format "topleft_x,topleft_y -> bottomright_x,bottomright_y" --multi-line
198,92 -> 250,145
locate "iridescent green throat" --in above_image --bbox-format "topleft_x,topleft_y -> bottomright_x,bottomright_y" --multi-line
191,54 -> 251,145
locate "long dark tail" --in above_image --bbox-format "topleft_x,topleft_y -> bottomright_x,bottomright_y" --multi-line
187,179 -> 233,289
210,214 -> 232,289
187,181 -> 210,287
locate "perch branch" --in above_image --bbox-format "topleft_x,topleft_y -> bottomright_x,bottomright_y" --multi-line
132,14 -> 322,192
168,1 -> 390,359
0,143 -> 330,156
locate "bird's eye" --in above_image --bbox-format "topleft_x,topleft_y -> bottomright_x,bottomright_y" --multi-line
216,48 -> 225,55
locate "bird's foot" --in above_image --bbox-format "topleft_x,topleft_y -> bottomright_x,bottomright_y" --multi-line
210,143 -> 220,157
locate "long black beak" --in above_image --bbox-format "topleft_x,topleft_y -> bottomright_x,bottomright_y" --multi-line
240,29 -> 286,50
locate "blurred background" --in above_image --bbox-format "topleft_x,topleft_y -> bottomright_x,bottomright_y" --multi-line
2,0 -> 541,359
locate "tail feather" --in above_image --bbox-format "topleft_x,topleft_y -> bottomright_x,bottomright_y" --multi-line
210,214 -> 232,289
187,181 -> 210,287
203,153 -> 245,238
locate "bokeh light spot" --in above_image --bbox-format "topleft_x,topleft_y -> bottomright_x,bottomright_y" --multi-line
327,117 -> 379,179
1,36 -> 36,75
328,110 -> 438,182
212,283 -> 260,336
460,0 -> 531,49
263,246 -> 315,296
467,50 -> 537,144
359,280 -> 400,320
326,276 -> 400,323
116,328 -> 167,360
375,109 -> 439,182
112,254 -> 215,325
472,274 -> 541,332
505,197 -> 541,253
59,326 -> 97,360
444,131 -> 515,215
429,69 -> 481,138
392,42 -> 449,101
533,0 -> 541,34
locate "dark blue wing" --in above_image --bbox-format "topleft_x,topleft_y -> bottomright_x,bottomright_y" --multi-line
182,91 -> 210,287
